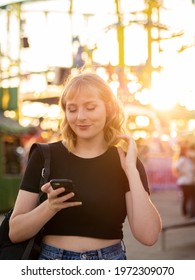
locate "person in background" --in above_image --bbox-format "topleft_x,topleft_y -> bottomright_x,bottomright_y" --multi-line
9,71 -> 162,260
173,142 -> 195,217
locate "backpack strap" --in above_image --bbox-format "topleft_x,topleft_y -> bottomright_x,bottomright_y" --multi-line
35,143 -> 51,186
29,143 -> 51,187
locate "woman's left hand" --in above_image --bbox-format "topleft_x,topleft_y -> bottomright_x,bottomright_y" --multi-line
117,134 -> 138,174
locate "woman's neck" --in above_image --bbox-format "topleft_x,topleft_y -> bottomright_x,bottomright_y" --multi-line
73,138 -> 108,158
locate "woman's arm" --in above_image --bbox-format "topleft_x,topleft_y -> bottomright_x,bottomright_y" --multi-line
117,135 -> 162,246
9,183 -> 82,243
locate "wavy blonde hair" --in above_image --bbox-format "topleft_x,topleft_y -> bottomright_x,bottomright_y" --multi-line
59,71 -> 125,152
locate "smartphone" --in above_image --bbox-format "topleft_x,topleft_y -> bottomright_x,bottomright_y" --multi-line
50,179 -> 80,202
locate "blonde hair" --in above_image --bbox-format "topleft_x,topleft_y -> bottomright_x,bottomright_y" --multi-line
59,71 -> 125,152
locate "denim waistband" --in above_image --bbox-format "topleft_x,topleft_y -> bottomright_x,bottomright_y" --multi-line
39,241 -> 126,260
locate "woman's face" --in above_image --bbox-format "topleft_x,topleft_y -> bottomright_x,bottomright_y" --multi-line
188,149 -> 195,158
65,89 -> 107,143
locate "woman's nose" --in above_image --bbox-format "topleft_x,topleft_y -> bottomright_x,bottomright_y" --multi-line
77,108 -> 86,120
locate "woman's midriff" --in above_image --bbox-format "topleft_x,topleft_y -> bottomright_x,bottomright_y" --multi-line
42,235 -> 120,252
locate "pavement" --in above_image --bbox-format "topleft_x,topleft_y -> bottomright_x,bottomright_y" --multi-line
0,188 -> 195,260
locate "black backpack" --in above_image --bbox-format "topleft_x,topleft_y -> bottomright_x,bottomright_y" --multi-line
0,143 -> 50,260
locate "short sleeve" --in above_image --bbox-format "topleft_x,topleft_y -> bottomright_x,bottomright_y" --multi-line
20,143 -> 44,193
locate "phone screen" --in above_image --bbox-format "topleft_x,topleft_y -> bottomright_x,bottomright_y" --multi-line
50,179 -> 80,202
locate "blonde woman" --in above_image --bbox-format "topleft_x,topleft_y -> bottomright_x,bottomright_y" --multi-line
9,72 -> 162,260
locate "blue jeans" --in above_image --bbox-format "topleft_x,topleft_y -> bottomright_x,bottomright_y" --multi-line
38,241 -> 127,260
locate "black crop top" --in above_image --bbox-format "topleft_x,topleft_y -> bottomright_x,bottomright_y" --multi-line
20,141 -> 149,239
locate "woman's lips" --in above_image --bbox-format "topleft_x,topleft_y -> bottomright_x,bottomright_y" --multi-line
76,124 -> 91,130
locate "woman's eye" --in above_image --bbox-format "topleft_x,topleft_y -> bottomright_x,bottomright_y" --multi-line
67,108 -> 77,113
87,106 -> 96,111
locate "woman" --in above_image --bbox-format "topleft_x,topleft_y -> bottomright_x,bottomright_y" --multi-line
173,143 -> 195,217
9,71 -> 162,260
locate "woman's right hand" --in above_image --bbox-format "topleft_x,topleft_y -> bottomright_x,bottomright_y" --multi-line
41,182 -> 82,213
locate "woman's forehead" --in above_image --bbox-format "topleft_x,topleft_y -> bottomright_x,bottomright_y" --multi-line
66,86 -> 101,101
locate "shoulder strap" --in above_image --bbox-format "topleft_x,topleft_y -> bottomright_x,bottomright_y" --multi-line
35,143 -> 51,186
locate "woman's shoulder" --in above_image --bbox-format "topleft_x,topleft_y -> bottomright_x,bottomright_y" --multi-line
48,140 -> 69,155
28,140 -> 67,160
48,140 -> 64,148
